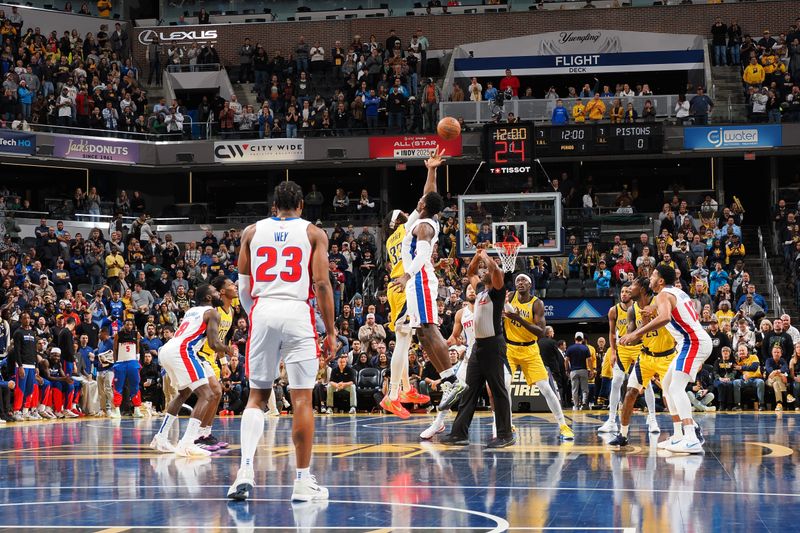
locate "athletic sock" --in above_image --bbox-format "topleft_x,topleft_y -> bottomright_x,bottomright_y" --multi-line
439,366 -> 455,380
433,409 -> 448,427
180,417 -> 201,446
296,467 -> 311,481
683,423 -> 698,441
390,331 -> 413,400
491,413 -> 497,439
239,407 -> 265,469
620,425 -> 629,438
200,425 -> 212,438
672,422 -> 684,438
157,413 -> 176,437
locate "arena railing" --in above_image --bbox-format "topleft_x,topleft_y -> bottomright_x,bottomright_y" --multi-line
166,63 -> 222,73
758,226 -> 783,317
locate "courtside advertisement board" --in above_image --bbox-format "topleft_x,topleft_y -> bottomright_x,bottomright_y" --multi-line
368,135 -> 462,159
213,139 -> 305,163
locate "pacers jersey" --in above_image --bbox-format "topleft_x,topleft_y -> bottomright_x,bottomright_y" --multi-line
387,210 -> 419,280
614,303 -> 641,351
163,305 -> 212,358
504,291 -> 538,344
461,305 -> 475,348
198,305 -> 232,358
634,299 -> 675,355
248,217 -> 313,302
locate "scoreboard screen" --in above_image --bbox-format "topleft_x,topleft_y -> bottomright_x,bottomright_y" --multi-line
482,124 -> 533,174
532,124 -> 663,156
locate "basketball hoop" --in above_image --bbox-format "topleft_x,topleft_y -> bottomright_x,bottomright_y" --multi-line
495,240 -> 522,273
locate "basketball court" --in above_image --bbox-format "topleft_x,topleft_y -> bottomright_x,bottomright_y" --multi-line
0,412 -> 795,531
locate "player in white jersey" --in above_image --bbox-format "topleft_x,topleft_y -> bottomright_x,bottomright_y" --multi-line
390,149 -> 468,413
228,180 -> 336,503
151,284 -> 230,458
420,284 -> 476,439
621,265 -> 712,454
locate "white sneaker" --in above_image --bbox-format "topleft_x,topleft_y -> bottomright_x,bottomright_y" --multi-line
12,411 -> 23,422
133,407 -> 144,418
22,410 -> 33,420
105,409 -> 115,418
705,406 -> 717,412
54,411 -> 66,419
647,414 -> 660,434
227,466 -> 255,501
420,421 -> 446,440
42,409 -> 56,419
597,419 -> 618,433
150,434 -> 176,453
174,441 -> 212,458
63,409 -> 79,418
291,475 -> 329,502
110,407 -> 121,419
348,407 -> 356,414
28,411 -> 42,420
282,398 -> 291,409
658,435 -> 683,449
266,409 -> 280,417
665,437 -> 704,454
325,408 -> 332,415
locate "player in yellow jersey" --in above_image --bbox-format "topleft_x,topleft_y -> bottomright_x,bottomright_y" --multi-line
379,147 -> 445,417
193,276 -> 236,450
607,277 -> 675,447
598,284 -> 660,434
504,273 -> 573,440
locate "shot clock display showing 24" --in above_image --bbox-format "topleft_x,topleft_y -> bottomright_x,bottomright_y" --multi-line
482,124 -> 533,174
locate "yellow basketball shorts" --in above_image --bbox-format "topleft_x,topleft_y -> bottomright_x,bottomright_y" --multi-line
387,285 -> 408,333
628,353 -> 675,391
506,343 -> 549,386
199,352 -> 221,380
615,347 -> 640,374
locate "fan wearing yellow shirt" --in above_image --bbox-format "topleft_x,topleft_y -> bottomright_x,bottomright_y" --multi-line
379,147 -> 444,418
608,277 -> 675,447
503,273 -> 573,440
572,99 -> 586,123
597,284 -> 659,434
193,277 -> 237,451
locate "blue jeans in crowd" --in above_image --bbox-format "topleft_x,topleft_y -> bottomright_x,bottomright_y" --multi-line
714,45 -> 727,66
733,377 -> 765,406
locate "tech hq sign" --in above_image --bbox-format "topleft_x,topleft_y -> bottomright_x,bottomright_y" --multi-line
0,131 -> 35,155
138,29 -> 218,45
683,125 -> 782,150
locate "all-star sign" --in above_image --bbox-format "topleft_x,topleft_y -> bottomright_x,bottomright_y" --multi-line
368,135 -> 463,159
213,139 -> 305,163
137,29 -> 218,45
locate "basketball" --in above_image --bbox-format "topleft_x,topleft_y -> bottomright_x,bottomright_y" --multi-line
437,117 -> 461,140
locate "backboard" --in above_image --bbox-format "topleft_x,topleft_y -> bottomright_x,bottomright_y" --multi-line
457,192 -> 562,256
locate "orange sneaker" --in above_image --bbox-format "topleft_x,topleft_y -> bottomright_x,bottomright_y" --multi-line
399,387 -> 430,405
380,396 -> 411,419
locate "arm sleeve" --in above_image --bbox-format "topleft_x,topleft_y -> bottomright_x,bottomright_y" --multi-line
406,239 -> 432,276
238,274 -> 255,314
403,209 -> 421,231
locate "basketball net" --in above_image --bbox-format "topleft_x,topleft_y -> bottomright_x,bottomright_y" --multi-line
495,238 -> 521,273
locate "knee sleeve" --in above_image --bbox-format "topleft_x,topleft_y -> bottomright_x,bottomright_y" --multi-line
668,373 -> 693,420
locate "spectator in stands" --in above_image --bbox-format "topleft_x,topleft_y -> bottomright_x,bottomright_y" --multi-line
711,18 -> 728,66
551,99 -> 569,125
584,93 -> 606,123
499,68 -> 520,98
765,345 -> 790,411
238,38 -> 254,84
728,21 -> 742,66
327,354 -> 357,414
689,86 -> 714,125
733,344 -> 764,410
572,99 -> 586,123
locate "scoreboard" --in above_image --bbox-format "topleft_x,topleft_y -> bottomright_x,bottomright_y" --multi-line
482,122 -> 663,169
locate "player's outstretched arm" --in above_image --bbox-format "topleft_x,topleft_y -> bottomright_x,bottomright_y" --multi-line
422,145 -> 446,196
309,225 -> 337,362
236,225 -> 256,314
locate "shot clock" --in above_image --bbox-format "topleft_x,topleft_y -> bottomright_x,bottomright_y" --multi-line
481,123 -> 533,174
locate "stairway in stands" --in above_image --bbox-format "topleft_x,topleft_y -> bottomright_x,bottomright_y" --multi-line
740,225 -> 774,316
231,82 -> 260,109
764,228 -> 799,319
710,65 -> 747,123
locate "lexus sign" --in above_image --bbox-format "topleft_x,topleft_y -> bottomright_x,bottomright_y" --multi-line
138,29 -> 218,45
213,139 -> 305,163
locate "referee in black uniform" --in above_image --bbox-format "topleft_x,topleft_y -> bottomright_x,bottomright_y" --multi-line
441,248 -> 515,448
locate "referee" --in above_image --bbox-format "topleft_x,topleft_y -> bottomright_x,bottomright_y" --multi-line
441,248 -> 514,448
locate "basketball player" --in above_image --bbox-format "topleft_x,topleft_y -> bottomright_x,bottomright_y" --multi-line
9,312 -> 37,421
608,277 -> 675,447
111,319 -> 144,418
504,272 -> 573,440
192,276 -> 237,451
228,180 -> 336,502
621,265 -> 712,454
389,148 -> 467,413
151,284 -> 230,457
380,148 -> 445,417
420,283 -> 476,439
440,248 -> 514,448
598,284 -> 660,434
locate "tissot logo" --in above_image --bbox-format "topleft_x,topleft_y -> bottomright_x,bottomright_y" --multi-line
137,29 -> 218,45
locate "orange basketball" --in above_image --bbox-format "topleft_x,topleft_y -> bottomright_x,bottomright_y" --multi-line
437,117 -> 461,140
